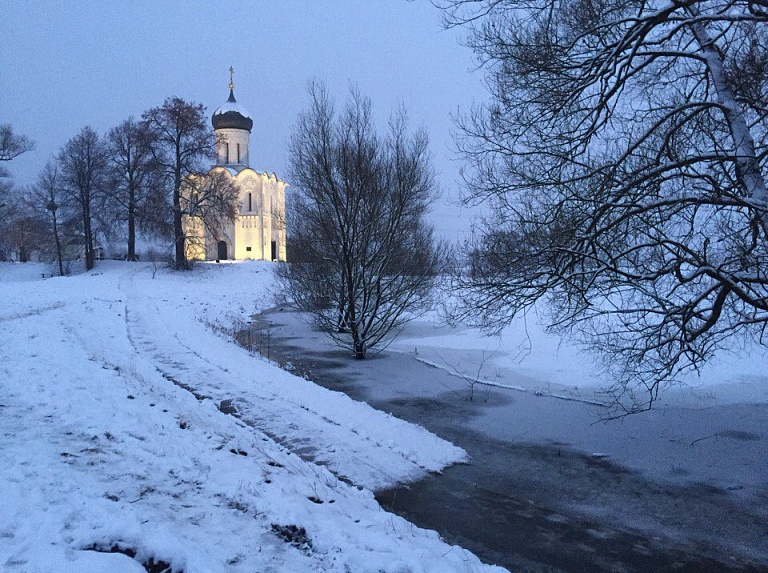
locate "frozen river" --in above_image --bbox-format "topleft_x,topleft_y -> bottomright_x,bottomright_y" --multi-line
251,308 -> 768,573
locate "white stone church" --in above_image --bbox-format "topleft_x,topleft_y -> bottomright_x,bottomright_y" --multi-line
185,71 -> 287,262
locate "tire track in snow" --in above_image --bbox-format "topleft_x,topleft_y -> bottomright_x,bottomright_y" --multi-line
117,267 -> 455,490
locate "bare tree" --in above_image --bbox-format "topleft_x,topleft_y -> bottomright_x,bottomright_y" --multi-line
440,0 -> 768,414
106,118 -> 163,261
142,98 -> 215,269
30,162 -> 66,275
57,126 -> 109,271
278,83 -> 442,359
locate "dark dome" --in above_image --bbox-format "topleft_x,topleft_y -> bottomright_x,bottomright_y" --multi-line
212,88 -> 253,132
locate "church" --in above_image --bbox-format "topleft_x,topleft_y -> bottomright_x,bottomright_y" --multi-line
185,70 -> 287,262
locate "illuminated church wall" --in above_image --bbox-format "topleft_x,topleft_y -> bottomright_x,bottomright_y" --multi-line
185,68 -> 287,262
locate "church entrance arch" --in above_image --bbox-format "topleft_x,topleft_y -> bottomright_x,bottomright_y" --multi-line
217,241 -> 228,260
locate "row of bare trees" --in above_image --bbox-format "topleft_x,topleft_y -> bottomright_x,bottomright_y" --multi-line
0,99 -> 238,272
4,84 -> 442,362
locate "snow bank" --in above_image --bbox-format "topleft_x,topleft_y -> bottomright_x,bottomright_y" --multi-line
0,261 -> 503,573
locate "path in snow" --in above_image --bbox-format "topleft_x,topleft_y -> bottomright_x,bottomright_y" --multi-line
118,266 -> 467,491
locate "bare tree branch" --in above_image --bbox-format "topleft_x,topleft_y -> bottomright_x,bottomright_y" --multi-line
0,124 -> 34,163
443,0 -> 768,414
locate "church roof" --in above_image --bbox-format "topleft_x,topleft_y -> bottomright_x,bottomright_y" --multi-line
212,88 -> 253,132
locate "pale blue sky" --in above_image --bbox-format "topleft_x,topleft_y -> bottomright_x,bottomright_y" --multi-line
1,1 -> 487,240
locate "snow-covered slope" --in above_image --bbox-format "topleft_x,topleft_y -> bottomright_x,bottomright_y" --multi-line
0,261 -> 501,573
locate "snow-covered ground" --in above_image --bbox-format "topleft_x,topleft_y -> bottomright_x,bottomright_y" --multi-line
0,261 -> 505,573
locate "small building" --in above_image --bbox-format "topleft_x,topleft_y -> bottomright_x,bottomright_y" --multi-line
185,69 -> 287,262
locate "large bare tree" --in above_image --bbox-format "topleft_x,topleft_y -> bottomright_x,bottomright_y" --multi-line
142,98 -> 215,269
30,162 -> 66,275
106,118 -> 164,261
57,126 -> 109,271
440,0 -> 768,413
278,83 -> 441,359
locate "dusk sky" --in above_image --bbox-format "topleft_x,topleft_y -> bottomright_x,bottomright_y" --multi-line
1,1 -> 488,241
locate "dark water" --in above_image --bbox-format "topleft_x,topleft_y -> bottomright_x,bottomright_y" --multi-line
246,311 -> 768,573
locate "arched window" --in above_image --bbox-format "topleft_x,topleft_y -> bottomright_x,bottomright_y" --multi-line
248,192 -> 252,212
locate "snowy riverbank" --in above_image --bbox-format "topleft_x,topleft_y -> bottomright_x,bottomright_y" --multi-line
0,261 -> 505,573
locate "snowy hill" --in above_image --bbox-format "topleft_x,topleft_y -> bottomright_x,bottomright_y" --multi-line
0,261 -> 504,573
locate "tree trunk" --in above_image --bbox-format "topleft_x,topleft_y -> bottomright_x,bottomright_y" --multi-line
173,166 -> 186,270
127,181 -> 136,261
353,338 -> 366,359
52,210 -> 64,276
686,8 -> 768,207
83,197 -> 94,271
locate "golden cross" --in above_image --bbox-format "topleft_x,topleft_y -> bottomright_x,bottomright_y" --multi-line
229,66 -> 234,90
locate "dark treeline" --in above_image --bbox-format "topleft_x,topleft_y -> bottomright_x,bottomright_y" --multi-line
0,98 -> 237,272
